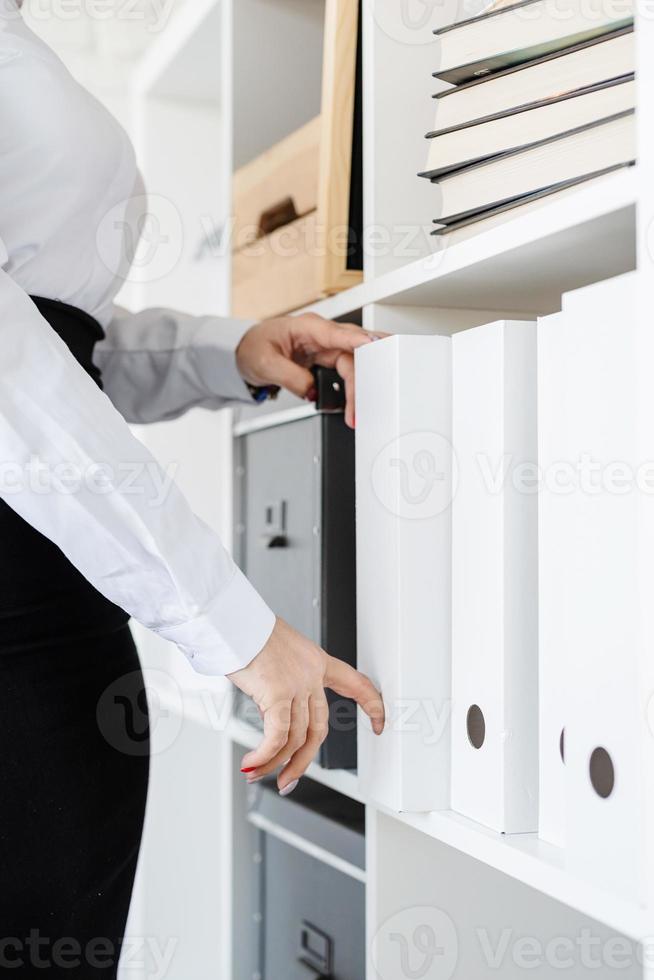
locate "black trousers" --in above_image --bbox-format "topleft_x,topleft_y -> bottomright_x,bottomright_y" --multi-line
0,299 -> 149,976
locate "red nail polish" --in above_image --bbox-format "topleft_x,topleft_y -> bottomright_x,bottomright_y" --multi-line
305,386 -> 317,403
241,766 -> 256,773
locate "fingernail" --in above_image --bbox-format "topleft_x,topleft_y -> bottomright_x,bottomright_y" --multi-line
241,766 -> 257,773
278,779 -> 299,797
305,386 -> 317,403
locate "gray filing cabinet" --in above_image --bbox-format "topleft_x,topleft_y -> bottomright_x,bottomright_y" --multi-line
247,779 -> 365,980
234,373 -> 357,769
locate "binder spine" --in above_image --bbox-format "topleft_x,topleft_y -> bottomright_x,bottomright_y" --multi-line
356,335 -> 452,813
451,320 -> 538,834
537,311 -> 568,849
553,273 -> 642,900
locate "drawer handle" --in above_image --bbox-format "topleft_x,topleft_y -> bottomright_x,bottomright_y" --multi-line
298,921 -> 333,978
261,500 -> 288,549
265,533 -> 288,549
259,195 -> 299,237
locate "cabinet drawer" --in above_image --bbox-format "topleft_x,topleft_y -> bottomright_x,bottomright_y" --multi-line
234,407 -> 357,769
232,212 -> 322,320
232,115 -> 321,251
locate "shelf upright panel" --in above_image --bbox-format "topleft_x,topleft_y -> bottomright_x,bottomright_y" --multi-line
634,0 -> 654,940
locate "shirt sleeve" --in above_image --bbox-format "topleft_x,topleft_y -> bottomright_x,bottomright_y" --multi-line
0,268 -> 275,675
95,305 -> 257,423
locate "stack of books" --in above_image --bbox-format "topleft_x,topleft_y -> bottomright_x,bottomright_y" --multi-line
421,0 -> 635,236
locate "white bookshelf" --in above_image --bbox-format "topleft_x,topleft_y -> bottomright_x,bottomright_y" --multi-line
125,1 -> 653,978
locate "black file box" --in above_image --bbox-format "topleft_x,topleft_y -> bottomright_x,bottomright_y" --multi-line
233,369 -> 357,769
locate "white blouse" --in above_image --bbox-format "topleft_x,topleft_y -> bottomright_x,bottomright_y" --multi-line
0,1 -> 276,674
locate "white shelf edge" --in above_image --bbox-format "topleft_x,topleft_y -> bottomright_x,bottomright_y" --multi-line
301,283 -> 370,322
233,403 -> 317,437
247,811 -> 366,884
369,167 -> 636,308
167,676 -> 653,935
131,0 -> 221,97
300,168 -> 636,321
384,806 -> 654,943
228,721 -> 651,939
227,717 -> 364,803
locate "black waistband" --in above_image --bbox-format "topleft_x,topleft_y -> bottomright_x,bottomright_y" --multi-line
31,296 -> 105,390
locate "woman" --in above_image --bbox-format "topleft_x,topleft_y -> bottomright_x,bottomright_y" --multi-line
0,2 -> 384,974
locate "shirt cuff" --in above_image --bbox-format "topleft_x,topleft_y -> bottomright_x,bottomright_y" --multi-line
197,317 -> 258,405
154,567 -> 276,676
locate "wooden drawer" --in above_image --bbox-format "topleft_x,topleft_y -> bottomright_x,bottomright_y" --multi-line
233,213 -> 321,321
232,116 -> 321,251
231,0 -> 363,320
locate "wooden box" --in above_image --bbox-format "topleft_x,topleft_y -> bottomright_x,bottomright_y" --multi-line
231,0 -> 363,320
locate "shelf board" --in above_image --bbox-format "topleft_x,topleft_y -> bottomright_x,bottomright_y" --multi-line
233,403 -> 317,437
229,719 -> 651,938
303,169 -> 636,321
388,807 -> 653,943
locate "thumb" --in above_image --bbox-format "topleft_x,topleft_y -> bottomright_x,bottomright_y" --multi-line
324,656 -> 385,735
266,351 -> 315,399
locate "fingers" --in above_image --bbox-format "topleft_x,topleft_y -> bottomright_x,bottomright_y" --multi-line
240,697 -> 292,772
264,351 -> 315,399
250,315 -> 388,402
335,351 -> 355,428
324,656 -> 385,735
298,315 -> 378,353
241,698 -> 309,778
277,692 -> 330,792
241,662 -> 384,798
312,349 -> 355,425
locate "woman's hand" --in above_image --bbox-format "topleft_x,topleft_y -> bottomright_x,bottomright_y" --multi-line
236,313 -> 381,428
228,618 -> 385,794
